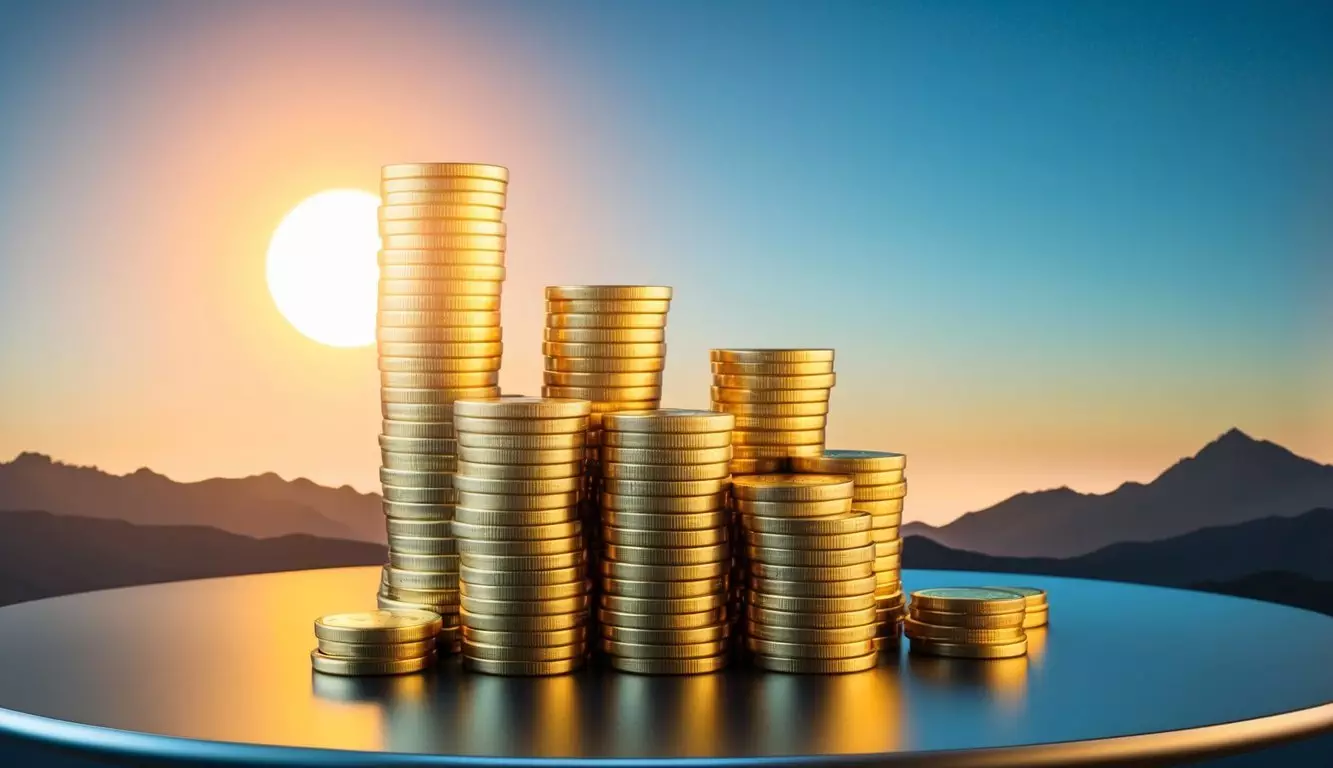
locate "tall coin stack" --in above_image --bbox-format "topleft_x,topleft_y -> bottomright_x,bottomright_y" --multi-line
597,410 -> 734,675
376,163 -> 509,636
451,397 -> 592,676
734,475 -> 880,673
542,286 -> 673,628
792,450 -> 908,650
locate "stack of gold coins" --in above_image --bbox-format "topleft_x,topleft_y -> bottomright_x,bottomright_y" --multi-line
906,587 -> 1029,659
597,409 -> 734,675
451,397 -> 592,676
376,163 -> 509,638
311,609 -> 445,676
986,586 -> 1049,628
708,349 -> 836,476
734,475 -> 879,673
791,450 -> 908,650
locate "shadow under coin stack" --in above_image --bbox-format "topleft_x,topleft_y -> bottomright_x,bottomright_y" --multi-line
451,397 -> 592,676
905,587 -> 1029,659
311,609 -> 444,677
376,163 -> 509,634
791,450 -> 908,650
597,409 -> 735,675
734,475 -> 880,673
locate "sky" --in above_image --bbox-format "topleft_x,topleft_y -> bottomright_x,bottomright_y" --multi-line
0,0 -> 1329,525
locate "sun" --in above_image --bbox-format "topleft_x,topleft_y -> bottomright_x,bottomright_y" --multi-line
266,189 -> 381,347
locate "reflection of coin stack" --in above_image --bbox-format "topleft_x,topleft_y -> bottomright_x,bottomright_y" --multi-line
451,397 -> 592,676
735,475 -> 879,673
792,451 -> 908,649
597,410 -> 734,674
906,587 -> 1029,659
542,286 -> 673,632
375,163 -> 509,638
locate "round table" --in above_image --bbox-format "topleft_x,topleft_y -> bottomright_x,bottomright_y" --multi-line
0,567 -> 1329,767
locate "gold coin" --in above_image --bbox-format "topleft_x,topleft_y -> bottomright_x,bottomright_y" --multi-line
462,626 -> 587,647
379,305 -> 502,326
745,529 -> 872,551
909,638 -> 1028,659
731,444 -> 824,459
731,429 -> 826,447
452,396 -> 591,420
599,593 -> 727,615
729,458 -> 789,474
375,595 -> 458,617
604,543 -> 729,567
742,511 -> 870,536
459,564 -> 584,587
378,247 -> 506,265
544,355 -> 666,374
980,586 -> 1049,609
598,607 -> 725,630
750,653 -> 877,674
711,387 -> 830,404
542,341 -> 666,358
543,369 -> 663,387
748,621 -> 878,645
381,452 -> 456,472
909,587 -> 1028,614
378,342 -> 504,359
378,261 -> 506,280
460,594 -> 590,617
382,163 -> 509,182
748,545 -> 873,568
462,656 -> 584,676
457,534 -> 584,556
600,508 -> 728,530
874,555 -> 902,573
609,655 -> 727,675
454,490 -> 580,510
383,485 -> 457,504
749,576 -> 876,598
875,539 -> 903,556
386,519 -> 451,538
1022,607 -> 1049,629
379,356 -> 502,373
860,498 -> 905,516
382,500 -> 455,521
600,494 -> 728,515
309,649 -> 434,676
601,409 -> 735,434
545,312 -> 668,330
389,552 -> 460,571
846,470 -> 906,486
601,478 -> 729,496
461,579 -> 590,601
459,608 -> 586,633
712,401 -> 830,416
454,460 -> 582,480
543,327 -> 666,344
731,415 -> 827,431
602,526 -> 726,548
379,467 -> 453,488
600,639 -> 728,660
379,219 -> 506,236
710,349 -> 834,364
870,526 -> 900,543
381,234 -> 505,251
713,373 -> 836,390
710,360 -> 834,375
456,432 -> 586,450
600,431 -> 731,449
316,637 -> 436,660
854,482 -> 908,501
545,285 -> 672,301
386,568 -> 460,591
586,400 -> 660,416
387,535 -> 457,555
599,446 -> 732,465
908,607 -> 1026,629
599,560 -> 728,582
378,189 -> 507,207
380,176 -> 507,194
381,424 -> 455,443
462,640 -> 585,662
601,462 -> 730,482
451,475 -> 581,495
545,299 -> 670,314
378,324 -> 502,343
738,499 -> 855,521
599,623 -> 728,645
452,506 -> 578,526
379,203 -> 505,221
452,519 -> 582,542
543,385 -> 662,402
381,387 -> 501,406
315,609 -> 444,644
602,576 -> 726,599
460,551 -> 586,572
731,474 -> 853,502
746,600 -> 878,623
386,584 -> 460,606
746,637 -> 875,660
456,446 -> 583,465
377,294 -> 502,312
380,371 -> 498,389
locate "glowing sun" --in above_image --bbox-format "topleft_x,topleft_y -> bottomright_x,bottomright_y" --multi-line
266,189 -> 380,347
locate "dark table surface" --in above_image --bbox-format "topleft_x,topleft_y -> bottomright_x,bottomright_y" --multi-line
0,567 -> 1329,767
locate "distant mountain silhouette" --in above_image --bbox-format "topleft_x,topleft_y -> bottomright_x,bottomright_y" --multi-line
0,509 -> 386,607
0,453 -> 385,543
902,429 -> 1333,557
1192,571 -> 1333,617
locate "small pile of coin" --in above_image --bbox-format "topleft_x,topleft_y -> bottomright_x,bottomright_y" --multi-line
905,587 -> 1031,659
376,163 -> 509,632
792,450 -> 908,649
597,409 -> 734,674
734,475 -> 879,673
709,349 -> 835,476
311,609 -> 445,676
451,397 -> 592,676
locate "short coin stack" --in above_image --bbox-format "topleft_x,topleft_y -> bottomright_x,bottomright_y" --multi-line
734,475 -> 880,673
311,609 -> 444,676
597,409 -> 734,675
376,162 -> 509,631
709,349 -> 836,476
906,587 -> 1029,659
451,397 -> 592,676
792,450 -> 908,649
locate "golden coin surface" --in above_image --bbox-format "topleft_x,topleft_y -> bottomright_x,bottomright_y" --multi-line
731,429 -> 826,447
729,458 -> 789,474
600,431 -> 732,449
309,650 -> 434,676
600,508 -> 728,530
454,490 -> 580,510
599,623 -> 729,645
381,234 -> 505,251
544,355 -> 666,374
387,535 -> 458,555
598,607 -> 725,630
456,446 -> 583,465
908,607 -> 1026,630
456,534 -> 583,556
451,475 -> 581,495
742,511 -> 870,535
602,576 -> 726,599
600,494 -> 728,515
379,203 -> 505,221
543,327 -> 666,344
750,576 -> 877,598
386,584 -> 461,606
381,429 -> 455,447
460,594 -> 590,617
462,640 -> 585,662
609,655 -> 728,675
315,636 -> 437,660
386,568 -> 460,591
731,444 -> 824,459
545,298 -> 670,314
748,545 -> 874,568
379,263 -> 506,282
711,387 -> 831,404
710,360 -> 835,375
875,538 -> 903,556
981,586 -> 1049,608
379,218 -> 506,236
751,653 -> 878,674
845,469 -> 906,486
452,506 -> 577,526
381,452 -> 456,472
601,462 -> 730,482
600,639 -> 728,660
602,526 -> 726,548
378,323 -> 502,342
459,565 -> 584,587
599,593 -> 727,615
382,500 -> 455,521
910,587 -> 1028,614
600,446 -> 732,465
453,396 -> 591,420
599,559 -> 728,582
710,349 -> 834,364
462,627 -> 587,647
374,595 -> 458,617
748,621 -> 878,645
382,486 -> 456,504
379,467 -> 454,488
545,311 -> 668,329
604,543 -> 729,567
379,189 -> 507,207
746,603 -> 878,626
381,387 -> 501,406
454,460 -> 582,480
379,306 -> 502,325
378,248 -> 506,266
378,294 -> 502,312
546,285 -> 672,301
452,519 -> 582,542
602,409 -> 735,434
909,638 -> 1028,659
713,373 -> 836,390
462,656 -> 584,676
456,432 -> 586,450
731,474 -> 854,502
458,608 -> 586,633
378,342 -> 504,360
854,481 -> 908,501
713,401 -> 830,416
381,176 -> 507,194
903,619 -> 1027,644
459,551 -> 586,572
746,529 -> 872,551
543,369 -> 663,386
379,356 -> 503,374
382,162 -> 509,181
314,610 -> 443,644
386,519 -> 452,538
541,341 -> 667,359
860,498 -> 906,517
461,579 -> 590,602
543,385 -> 662,402
380,371 -> 498,389
1022,608 -> 1050,628
746,637 -> 875,660
870,526 -> 901,543
601,478 -> 729,496
731,415 -> 828,431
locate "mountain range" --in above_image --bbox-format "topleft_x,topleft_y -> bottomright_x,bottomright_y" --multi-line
902,428 -> 1333,557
